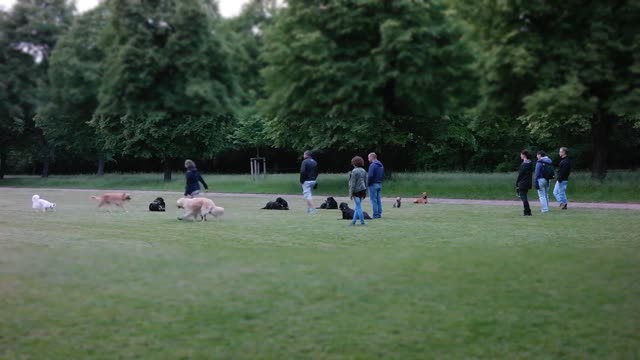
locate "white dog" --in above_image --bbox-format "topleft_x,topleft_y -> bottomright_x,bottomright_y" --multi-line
176,197 -> 224,221
32,194 -> 56,212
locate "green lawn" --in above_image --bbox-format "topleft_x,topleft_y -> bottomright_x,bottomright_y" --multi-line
2,170 -> 640,202
1,188 -> 639,359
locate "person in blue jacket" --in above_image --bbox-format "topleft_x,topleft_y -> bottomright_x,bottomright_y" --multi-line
184,159 -> 208,198
367,152 -> 384,219
534,150 -> 552,213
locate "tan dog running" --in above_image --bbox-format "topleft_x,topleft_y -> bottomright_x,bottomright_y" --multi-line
91,192 -> 132,211
176,197 -> 224,221
413,192 -> 428,204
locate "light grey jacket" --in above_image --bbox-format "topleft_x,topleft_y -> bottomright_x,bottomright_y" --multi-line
348,167 -> 368,197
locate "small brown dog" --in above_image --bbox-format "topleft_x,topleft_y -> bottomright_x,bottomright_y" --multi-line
177,197 -> 224,221
413,192 -> 428,204
91,192 -> 132,211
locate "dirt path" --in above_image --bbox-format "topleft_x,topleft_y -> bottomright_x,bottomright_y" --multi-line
3,187 -> 640,210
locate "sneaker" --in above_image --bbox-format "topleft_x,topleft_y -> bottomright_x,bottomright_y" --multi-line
308,208 -> 317,214
561,203 -> 568,210
349,222 -> 356,226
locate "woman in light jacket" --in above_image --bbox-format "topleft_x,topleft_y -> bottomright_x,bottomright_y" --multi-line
348,156 -> 368,226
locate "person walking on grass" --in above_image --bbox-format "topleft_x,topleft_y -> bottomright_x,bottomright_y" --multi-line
300,150 -> 318,214
184,159 -> 208,198
367,152 -> 384,219
516,150 -> 534,216
348,156 -> 368,226
554,146 -> 572,210
535,150 -> 553,213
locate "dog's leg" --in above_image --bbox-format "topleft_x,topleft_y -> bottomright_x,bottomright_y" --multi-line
178,211 -> 195,221
114,202 -> 128,212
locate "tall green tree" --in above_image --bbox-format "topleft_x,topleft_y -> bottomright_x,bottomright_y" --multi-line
222,0 -> 279,157
37,6 -> 109,175
0,0 -> 74,177
0,9 -> 26,178
223,0 -> 278,109
453,0 -> 640,178
260,0 -> 475,152
92,0 -> 238,181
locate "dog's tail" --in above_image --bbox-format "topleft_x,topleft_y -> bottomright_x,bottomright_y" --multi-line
90,196 -> 101,200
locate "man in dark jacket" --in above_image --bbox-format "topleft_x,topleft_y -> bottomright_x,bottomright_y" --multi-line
553,147 -> 572,210
367,152 -> 384,219
300,150 -> 318,214
516,150 -> 534,216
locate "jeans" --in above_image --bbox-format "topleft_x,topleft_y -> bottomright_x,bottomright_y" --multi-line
553,181 -> 569,204
352,196 -> 365,224
537,178 -> 550,212
368,183 -> 382,218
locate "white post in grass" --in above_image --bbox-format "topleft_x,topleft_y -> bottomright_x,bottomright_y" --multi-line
250,157 -> 266,180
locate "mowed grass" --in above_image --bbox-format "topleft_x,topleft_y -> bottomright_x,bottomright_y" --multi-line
2,170 -> 640,202
1,188 -> 639,359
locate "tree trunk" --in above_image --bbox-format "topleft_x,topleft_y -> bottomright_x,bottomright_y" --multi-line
40,134 -> 50,178
97,154 -> 105,176
591,112 -> 612,180
0,151 -> 6,179
163,158 -> 172,182
41,160 -> 50,178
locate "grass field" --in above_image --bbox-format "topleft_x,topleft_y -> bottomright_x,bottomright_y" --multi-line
2,170 -> 640,202
1,188 -> 639,359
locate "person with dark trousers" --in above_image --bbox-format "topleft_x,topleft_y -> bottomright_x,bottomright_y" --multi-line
516,150 -> 533,216
367,152 -> 384,219
553,147 -> 572,210
184,159 -> 208,198
300,150 -> 318,214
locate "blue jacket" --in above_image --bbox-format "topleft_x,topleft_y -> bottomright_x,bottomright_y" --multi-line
534,156 -> 552,181
185,167 -> 208,196
300,158 -> 318,184
367,160 -> 384,185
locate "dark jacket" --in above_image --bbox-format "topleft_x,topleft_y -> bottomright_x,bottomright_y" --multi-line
185,167 -> 208,196
300,157 -> 318,184
557,157 -> 571,182
367,159 -> 384,185
516,160 -> 533,190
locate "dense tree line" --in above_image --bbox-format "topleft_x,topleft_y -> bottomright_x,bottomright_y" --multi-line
0,0 -> 638,180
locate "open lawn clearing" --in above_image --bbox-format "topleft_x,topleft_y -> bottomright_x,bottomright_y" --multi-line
1,188 -> 639,359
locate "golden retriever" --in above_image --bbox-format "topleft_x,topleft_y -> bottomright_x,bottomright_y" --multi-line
176,197 -> 224,221
91,192 -> 132,211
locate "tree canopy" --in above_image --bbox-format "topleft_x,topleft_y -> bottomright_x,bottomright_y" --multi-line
91,0 -> 238,180
0,0 -> 638,177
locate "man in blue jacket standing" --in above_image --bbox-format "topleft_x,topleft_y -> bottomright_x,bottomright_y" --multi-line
535,150 -> 553,213
367,152 -> 384,219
